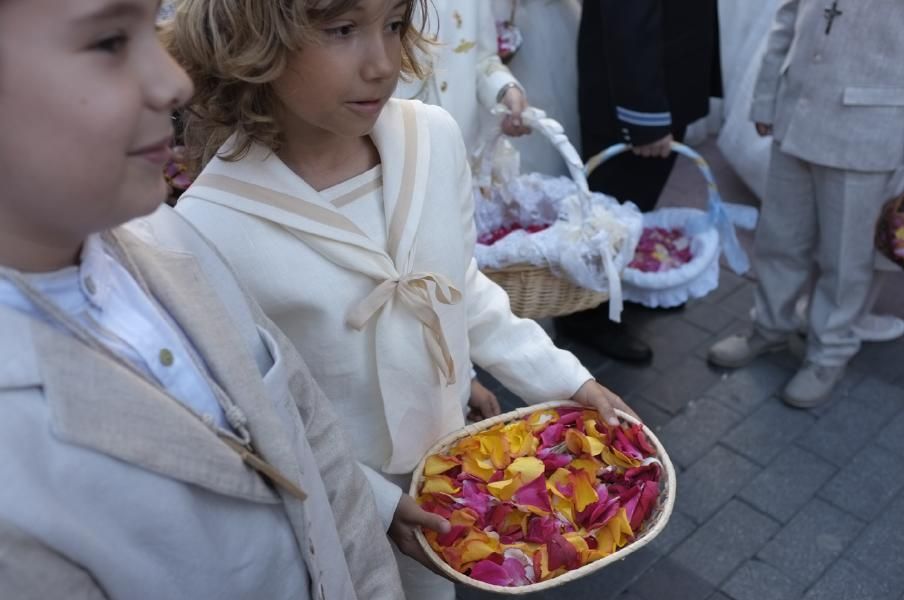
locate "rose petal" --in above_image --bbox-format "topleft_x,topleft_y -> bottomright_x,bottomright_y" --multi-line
547,533 -> 580,571
505,457 -> 546,484
512,475 -> 552,515
425,454 -> 460,476
470,559 -> 512,586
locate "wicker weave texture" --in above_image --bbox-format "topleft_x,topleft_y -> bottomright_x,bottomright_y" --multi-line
409,401 -> 677,595
483,266 -> 608,319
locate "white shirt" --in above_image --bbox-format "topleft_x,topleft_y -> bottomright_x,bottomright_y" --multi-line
0,235 -> 229,429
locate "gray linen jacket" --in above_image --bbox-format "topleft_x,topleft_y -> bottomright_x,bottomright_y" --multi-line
751,0 -> 904,171
0,207 -> 404,600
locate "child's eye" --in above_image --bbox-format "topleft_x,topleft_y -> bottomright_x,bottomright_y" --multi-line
324,24 -> 355,38
387,19 -> 405,34
91,33 -> 129,54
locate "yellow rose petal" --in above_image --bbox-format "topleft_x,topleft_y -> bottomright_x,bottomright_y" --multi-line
505,456 -> 545,483
424,454 -> 460,476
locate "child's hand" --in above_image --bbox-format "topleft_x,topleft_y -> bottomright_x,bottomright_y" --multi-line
571,379 -> 639,427
467,379 -> 501,421
755,122 -> 773,137
389,494 -> 452,577
500,86 -> 531,137
632,134 -> 674,158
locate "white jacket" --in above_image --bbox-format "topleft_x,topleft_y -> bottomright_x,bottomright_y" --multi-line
176,99 -> 592,528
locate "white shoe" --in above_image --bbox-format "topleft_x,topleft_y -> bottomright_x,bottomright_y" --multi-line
782,362 -> 845,409
708,331 -> 787,369
851,314 -> 904,343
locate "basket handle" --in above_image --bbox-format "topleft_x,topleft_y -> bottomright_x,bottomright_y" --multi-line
584,142 -> 758,275
475,107 -> 591,202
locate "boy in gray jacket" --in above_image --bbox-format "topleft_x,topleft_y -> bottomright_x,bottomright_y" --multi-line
709,0 -> 904,406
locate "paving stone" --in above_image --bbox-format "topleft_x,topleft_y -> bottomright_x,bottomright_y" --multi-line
877,410 -> 904,458
819,444 -> 904,521
848,376 -> 904,407
704,358 -> 793,416
645,319 -> 714,372
797,382 -> 903,467
702,270 -> 749,307
631,557 -> 714,600
721,560 -> 806,600
846,491 -> 904,589
672,500 -> 780,586
622,394 -> 673,432
714,282 -> 755,319
648,510 -> 697,555
847,339 -> 904,384
594,361 -> 662,400
722,401 -> 815,466
641,357 -> 724,415
801,558 -> 898,600
739,446 -> 836,523
657,397 -> 744,468
757,498 -> 864,587
682,301 -> 741,335
583,546 -> 660,600
676,445 -> 761,524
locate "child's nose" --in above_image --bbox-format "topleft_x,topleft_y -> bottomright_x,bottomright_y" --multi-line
149,45 -> 194,111
362,36 -> 397,81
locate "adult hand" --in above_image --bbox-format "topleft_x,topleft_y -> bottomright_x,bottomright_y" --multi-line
500,86 -> 531,137
570,379 -> 639,426
388,494 -> 452,577
755,122 -> 773,137
632,134 -> 674,158
467,378 -> 501,421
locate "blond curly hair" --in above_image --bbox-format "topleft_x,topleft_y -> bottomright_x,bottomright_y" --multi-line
162,0 -> 431,173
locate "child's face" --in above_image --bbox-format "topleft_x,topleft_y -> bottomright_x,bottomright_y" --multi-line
273,0 -> 407,142
0,0 -> 192,248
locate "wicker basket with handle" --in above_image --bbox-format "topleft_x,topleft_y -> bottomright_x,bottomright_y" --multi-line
476,109 -> 610,319
409,401 -> 676,594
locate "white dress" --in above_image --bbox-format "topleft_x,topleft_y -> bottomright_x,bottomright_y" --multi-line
492,0 -> 583,177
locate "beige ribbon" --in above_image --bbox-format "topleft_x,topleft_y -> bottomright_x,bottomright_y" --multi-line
347,272 -> 462,384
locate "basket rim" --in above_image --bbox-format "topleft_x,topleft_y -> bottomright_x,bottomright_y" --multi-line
409,401 -> 677,594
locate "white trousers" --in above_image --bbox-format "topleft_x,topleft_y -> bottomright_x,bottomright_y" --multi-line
753,145 -> 895,366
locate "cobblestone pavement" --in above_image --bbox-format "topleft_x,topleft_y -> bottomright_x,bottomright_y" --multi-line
460,140 -> 904,600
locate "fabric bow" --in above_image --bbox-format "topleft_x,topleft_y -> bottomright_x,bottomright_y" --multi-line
347,272 -> 462,384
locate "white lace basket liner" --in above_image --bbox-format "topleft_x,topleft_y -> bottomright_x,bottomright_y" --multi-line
474,108 -> 644,321
409,401 -> 677,594
584,142 -> 759,308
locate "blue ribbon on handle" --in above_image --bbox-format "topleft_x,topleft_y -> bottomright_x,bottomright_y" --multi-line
584,142 -> 758,275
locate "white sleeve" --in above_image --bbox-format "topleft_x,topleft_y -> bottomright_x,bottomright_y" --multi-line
474,1 -> 521,111
446,113 -> 592,402
358,462 -> 403,532
750,0 -> 800,124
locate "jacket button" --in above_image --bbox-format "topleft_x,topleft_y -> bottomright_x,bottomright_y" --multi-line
83,276 -> 97,295
159,348 -> 175,367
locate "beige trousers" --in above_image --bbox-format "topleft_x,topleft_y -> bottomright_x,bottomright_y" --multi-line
753,145 -> 895,366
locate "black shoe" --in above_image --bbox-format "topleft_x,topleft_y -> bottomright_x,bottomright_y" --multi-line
555,312 -> 653,364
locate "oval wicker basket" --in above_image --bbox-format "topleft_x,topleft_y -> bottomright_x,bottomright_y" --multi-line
409,401 -> 676,594
475,111 -> 613,319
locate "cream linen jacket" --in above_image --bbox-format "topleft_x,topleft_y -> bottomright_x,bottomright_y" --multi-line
751,0 -> 904,171
0,207 -> 404,600
176,99 -> 592,528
